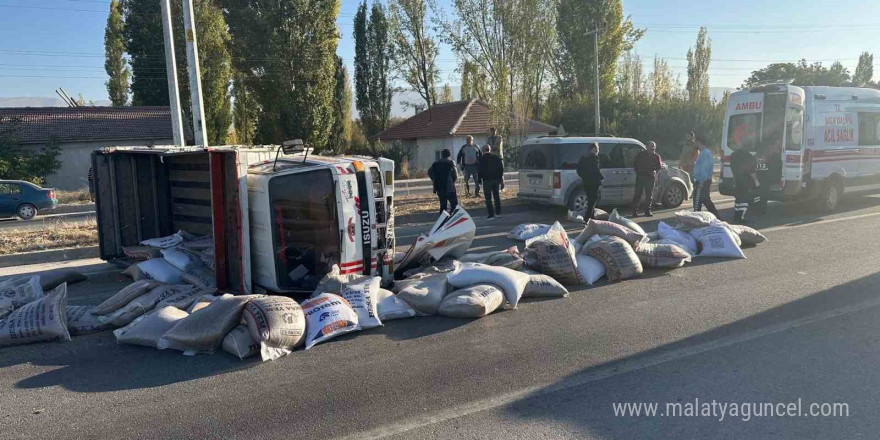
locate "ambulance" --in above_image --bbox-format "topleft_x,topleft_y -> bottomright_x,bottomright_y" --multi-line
719,84 -> 880,211
92,143 -> 395,295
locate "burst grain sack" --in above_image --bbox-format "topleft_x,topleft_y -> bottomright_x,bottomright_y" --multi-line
301,293 -> 361,350
438,284 -> 504,318
242,296 -> 306,361
113,306 -> 189,348
0,283 -> 70,348
157,294 -> 262,355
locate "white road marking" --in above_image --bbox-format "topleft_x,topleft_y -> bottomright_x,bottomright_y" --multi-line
345,294 -> 880,440
762,211 -> 880,233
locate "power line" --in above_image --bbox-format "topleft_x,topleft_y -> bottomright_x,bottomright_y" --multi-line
0,3 -> 106,12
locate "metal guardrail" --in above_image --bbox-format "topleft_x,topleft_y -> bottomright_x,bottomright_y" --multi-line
395,172 -> 518,196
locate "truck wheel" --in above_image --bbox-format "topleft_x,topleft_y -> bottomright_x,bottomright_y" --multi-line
661,182 -> 687,208
568,188 -> 588,211
818,179 -> 843,213
17,203 -> 37,220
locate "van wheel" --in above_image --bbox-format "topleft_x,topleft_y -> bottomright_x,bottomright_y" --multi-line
661,182 -> 687,208
17,203 -> 37,220
568,188 -> 588,211
818,179 -> 843,213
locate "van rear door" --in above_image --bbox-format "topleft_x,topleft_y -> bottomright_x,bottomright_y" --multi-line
519,144 -> 555,197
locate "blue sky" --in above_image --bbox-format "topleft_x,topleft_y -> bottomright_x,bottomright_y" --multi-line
0,0 -> 878,103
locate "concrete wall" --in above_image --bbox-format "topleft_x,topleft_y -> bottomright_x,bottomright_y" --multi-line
24,138 -> 173,190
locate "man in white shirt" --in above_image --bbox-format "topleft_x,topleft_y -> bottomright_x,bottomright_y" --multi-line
456,135 -> 482,197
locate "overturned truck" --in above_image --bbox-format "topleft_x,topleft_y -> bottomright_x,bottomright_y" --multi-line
92,145 -> 395,295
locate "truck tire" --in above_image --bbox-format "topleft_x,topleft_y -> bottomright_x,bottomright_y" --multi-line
661,182 -> 687,208
818,178 -> 844,213
17,203 -> 37,220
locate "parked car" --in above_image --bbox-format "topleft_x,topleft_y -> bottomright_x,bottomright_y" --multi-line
517,136 -> 693,211
0,180 -> 58,220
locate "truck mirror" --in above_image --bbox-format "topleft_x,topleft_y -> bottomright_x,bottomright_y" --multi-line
281,139 -> 305,155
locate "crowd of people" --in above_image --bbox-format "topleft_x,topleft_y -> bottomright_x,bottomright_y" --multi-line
429,130 -> 781,225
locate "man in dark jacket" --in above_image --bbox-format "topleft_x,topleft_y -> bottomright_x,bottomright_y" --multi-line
477,144 -> 505,219
576,143 -> 604,221
631,141 -> 663,217
428,149 -> 458,214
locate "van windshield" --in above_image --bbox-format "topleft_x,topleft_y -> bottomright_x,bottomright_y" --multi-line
269,169 -> 340,290
521,143 -> 603,170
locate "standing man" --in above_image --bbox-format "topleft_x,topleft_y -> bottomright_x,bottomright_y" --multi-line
754,143 -> 782,215
576,143 -> 604,222
730,147 -> 758,223
456,135 -> 482,197
692,138 -> 719,217
428,149 -> 458,214
487,127 -> 504,161
478,144 -> 504,220
680,131 -> 701,176
632,141 -> 663,217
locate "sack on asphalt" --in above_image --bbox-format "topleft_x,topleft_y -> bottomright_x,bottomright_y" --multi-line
575,219 -> 645,246
222,325 -> 259,359
575,253 -> 606,285
243,296 -> 307,361
376,288 -> 419,321
338,277 -> 382,329
723,223 -> 767,246
657,221 -> 699,255
66,305 -> 111,335
161,248 -> 203,272
114,306 -> 189,348
438,284 -> 504,318
157,294 -> 261,355
522,272 -> 569,298
507,224 -> 551,241
154,285 -> 215,311
633,241 -> 692,269
98,284 -> 193,327
585,236 -> 643,282
301,293 -> 361,350
674,210 -> 717,229
593,208 -> 610,221
462,247 -> 524,270
690,221 -> 746,259
525,222 -> 582,286
313,265 -> 372,296
123,245 -> 162,261
92,279 -> 162,316
40,270 -> 87,291
394,272 -> 449,315
182,266 -> 216,289
0,276 -> 43,313
0,283 -> 70,348
608,209 -> 647,235
447,262 -> 529,308
136,258 -> 184,284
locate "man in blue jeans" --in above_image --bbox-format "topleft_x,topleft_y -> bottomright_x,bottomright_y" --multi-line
477,144 -> 505,220
692,139 -> 719,217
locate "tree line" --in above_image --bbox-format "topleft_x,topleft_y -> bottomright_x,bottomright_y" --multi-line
102,0 -> 878,160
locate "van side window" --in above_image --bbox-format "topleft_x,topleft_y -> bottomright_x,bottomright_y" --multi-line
858,112 -> 880,146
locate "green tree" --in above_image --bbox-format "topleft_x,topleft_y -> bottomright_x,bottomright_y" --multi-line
649,55 -> 675,100
438,83 -> 454,103
742,59 -> 851,89
327,56 -> 353,154
369,2 -> 393,134
389,0 -> 439,110
121,0 -> 166,106
224,0 -> 340,146
232,72 -> 257,145
853,52 -> 874,86
104,0 -> 129,106
0,118 -> 62,184
555,0 -> 643,101
686,27 -> 711,102
616,51 -> 644,99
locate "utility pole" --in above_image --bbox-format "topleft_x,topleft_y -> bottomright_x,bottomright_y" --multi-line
159,0 -> 184,146
590,27 -> 601,134
182,0 -> 208,146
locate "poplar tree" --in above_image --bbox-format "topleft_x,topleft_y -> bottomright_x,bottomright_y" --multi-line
104,0 -> 129,106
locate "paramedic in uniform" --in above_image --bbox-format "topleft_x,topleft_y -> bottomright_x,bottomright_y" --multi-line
754,142 -> 783,215
576,143 -> 604,222
428,149 -> 459,214
730,148 -> 759,224
456,135 -> 482,197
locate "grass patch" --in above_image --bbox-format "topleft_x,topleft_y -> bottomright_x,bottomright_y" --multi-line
0,219 -> 98,255
56,188 -> 92,205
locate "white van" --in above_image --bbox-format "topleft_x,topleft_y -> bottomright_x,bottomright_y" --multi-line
92,146 -> 395,294
719,84 -> 880,211
518,136 -> 693,211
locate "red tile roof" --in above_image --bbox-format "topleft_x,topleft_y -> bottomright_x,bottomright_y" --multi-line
0,106 -> 181,145
375,99 -> 556,141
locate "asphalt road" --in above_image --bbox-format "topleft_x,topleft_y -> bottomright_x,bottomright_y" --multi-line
2,188 -> 880,439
